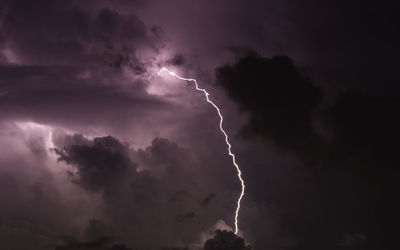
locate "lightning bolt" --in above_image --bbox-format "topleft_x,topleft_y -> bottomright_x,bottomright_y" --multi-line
158,67 -> 245,234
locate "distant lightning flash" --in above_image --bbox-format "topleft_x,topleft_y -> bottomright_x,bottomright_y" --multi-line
158,67 -> 245,234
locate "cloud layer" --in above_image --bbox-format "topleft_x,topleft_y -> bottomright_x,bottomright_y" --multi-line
1,0 -> 399,249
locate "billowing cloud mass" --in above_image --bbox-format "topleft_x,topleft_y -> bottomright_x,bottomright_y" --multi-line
52,134 -> 241,249
216,51 -> 400,249
216,53 -> 323,159
0,0 -> 399,249
0,0 -> 242,249
216,51 -> 400,168
204,230 -> 252,250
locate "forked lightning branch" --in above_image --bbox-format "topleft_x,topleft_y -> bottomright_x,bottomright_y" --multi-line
158,67 -> 245,234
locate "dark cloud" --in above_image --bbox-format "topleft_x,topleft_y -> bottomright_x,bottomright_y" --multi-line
203,230 -> 252,250
53,133 -> 91,148
0,0 -> 174,137
216,51 -> 400,169
215,49 -> 400,250
216,52 -> 323,159
1,0 -> 399,249
0,64 -> 173,133
51,134 -> 235,249
54,136 -> 134,193
55,237 -> 133,250
2,0 -> 160,68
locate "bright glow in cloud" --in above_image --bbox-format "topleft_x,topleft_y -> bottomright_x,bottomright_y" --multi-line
16,121 -> 55,150
158,67 -> 245,234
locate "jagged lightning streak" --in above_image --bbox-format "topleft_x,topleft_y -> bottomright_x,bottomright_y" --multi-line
158,67 -> 245,234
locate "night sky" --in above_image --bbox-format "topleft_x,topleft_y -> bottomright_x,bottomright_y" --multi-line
0,0 -> 399,249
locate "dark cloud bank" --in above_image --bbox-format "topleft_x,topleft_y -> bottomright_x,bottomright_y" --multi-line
1,0 -> 399,249
53,135 -> 251,250
215,51 -> 400,249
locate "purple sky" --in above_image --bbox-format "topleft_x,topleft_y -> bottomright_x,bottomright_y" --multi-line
0,0 -> 399,249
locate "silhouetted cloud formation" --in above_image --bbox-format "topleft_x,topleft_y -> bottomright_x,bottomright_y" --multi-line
204,230 -> 252,250
55,136 -> 134,192
215,50 -> 400,249
216,51 -> 400,168
48,134 -> 236,249
216,52 -> 323,159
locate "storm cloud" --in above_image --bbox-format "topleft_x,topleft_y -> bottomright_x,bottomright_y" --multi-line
216,52 -> 323,159
215,50 -> 400,249
203,230 -> 252,250
0,0 -> 399,249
